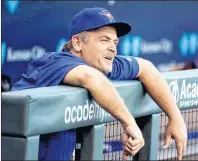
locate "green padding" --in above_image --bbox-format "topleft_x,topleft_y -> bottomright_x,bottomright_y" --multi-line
2,135 -> 39,160
2,69 -> 198,136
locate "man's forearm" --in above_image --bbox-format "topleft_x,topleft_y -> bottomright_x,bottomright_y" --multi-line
64,65 -> 137,128
138,60 -> 182,120
83,71 -> 136,128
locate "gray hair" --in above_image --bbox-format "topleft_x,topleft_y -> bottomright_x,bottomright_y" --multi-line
62,32 -> 88,52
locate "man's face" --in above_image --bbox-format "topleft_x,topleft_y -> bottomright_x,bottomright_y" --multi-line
80,26 -> 118,73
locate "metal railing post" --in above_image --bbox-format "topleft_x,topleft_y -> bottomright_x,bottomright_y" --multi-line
80,124 -> 104,160
134,114 -> 161,160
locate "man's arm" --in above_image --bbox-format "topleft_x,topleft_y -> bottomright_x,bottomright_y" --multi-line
63,65 -> 144,157
136,58 -> 187,160
64,65 -> 135,128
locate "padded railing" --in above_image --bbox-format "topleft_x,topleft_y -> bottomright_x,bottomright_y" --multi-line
2,69 -> 198,160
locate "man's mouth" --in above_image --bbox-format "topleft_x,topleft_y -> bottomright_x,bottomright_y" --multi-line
104,57 -> 113,61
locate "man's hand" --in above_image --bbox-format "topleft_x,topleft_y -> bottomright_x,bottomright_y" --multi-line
122,124 -> 145,160
135,58 -> 189,159
163,117 -> 187,160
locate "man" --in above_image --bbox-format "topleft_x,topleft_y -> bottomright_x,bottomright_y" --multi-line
12,7 -> 187,160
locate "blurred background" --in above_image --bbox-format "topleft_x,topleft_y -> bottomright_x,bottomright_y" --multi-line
1,1 -> 198,91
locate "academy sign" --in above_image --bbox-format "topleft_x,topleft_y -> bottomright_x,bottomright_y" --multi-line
169,79 -> 198,108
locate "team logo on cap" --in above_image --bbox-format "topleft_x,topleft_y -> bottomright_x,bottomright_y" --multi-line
99,10 -> 114,22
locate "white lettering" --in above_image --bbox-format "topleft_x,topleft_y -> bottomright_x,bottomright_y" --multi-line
169,79 -> 198,108
7,48 -> 30,61
65,107 -> 71,124
64,100 -> 112,124
180,80 -> 186,99
83,100 -> 89,121
71,106 -> 77,122
141,41 -> 162,54
180,101 -> 184,107
99,105 -> 103,119
195,99 -> 198,105
94,103 -> 100,118
31,46 -> 46,59
160,39 -> 173,54
100,109 -> 105,122
89,104 -> 94,120
180,99 -> 198,108
141,39 -> 173,54
6,46 -> 46,62
187,83 -> 192,98
77,105 -> 83,122
192,83 -> 197,98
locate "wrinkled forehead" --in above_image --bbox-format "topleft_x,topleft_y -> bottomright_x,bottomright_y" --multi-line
87,26 -> 118,39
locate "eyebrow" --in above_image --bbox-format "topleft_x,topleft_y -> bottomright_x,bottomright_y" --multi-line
99,35 -> 119,43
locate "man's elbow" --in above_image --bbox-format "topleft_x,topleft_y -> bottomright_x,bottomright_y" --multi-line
81,68 -> 106,90
136,58 -> 156,79
63,65 -> 104,89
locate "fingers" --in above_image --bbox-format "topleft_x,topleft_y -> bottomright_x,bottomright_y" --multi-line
175,140 -> 183,160
123,138 -> 144,157
183,138 -> 187,154
129,146 -> 142,156
127,137 -> 143,147
175,137 -> 188,160
126,138 -> 142,152
163,132 -> 171,149
164,133 -> 187,160
122,132 -> 143,150
124,143 -> 142,155
127,143 -> 142,152
122,133 -> 130,160
121,126 -> 144,160
122,150 -> 128,160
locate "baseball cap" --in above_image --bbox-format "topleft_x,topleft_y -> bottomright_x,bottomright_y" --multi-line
68,7 -> 131,39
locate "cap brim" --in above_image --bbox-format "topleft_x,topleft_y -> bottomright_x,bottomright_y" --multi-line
106,22 -> 131,37
86,21 -> 131,37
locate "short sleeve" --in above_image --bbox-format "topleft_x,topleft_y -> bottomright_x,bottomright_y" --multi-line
12,52 -> 89,91
106,56 -> 139,80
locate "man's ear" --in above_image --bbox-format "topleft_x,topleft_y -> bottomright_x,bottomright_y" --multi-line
71,35 -> 82,52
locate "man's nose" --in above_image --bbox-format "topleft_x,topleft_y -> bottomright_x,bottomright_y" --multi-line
108,43 -> 117,55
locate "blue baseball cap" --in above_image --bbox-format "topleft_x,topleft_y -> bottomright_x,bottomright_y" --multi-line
68,7 -> 131,39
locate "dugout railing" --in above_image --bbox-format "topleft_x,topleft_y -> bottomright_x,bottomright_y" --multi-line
2,69 -> 198,160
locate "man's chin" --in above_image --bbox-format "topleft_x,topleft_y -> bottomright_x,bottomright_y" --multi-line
103,67 -> 112,73
96,64 -> 112,73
